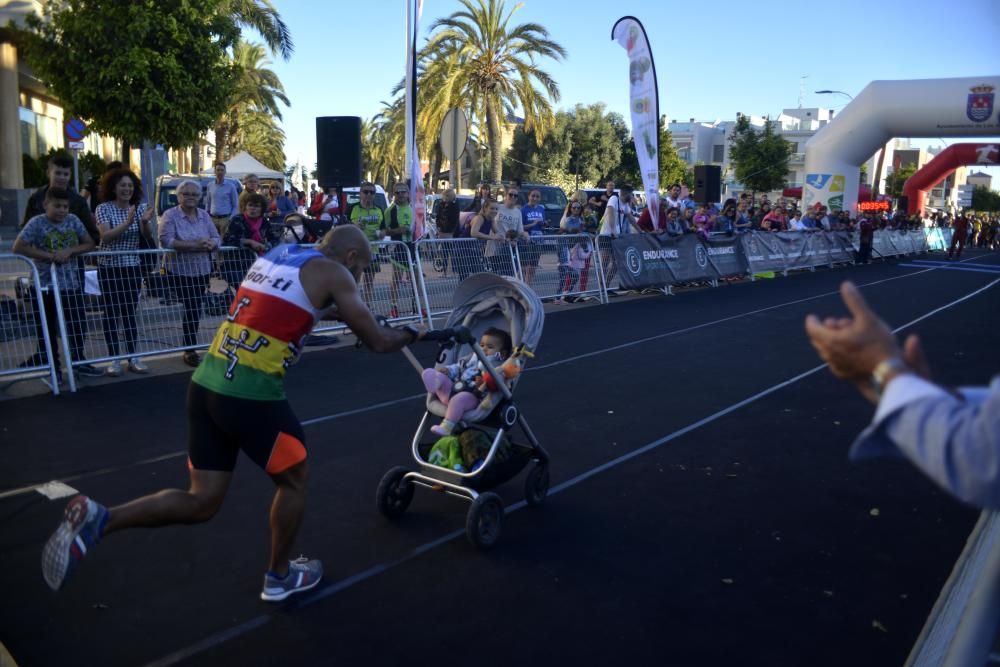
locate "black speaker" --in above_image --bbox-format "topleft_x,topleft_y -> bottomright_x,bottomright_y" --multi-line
896,195 -> 909,212
316,116 -> 361,188
693,165 -> 722,204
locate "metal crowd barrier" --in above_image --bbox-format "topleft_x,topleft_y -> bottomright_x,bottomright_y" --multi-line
0,254 -> 61,393
906,510 -> 1000,667
0,227 -> 957,394
0,243 -> 429,394
415,235 -> 605,323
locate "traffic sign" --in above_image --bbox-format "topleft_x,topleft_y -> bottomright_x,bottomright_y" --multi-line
65,118 -> 86,142
438,108 -> 468,163
67,141 -> 85,151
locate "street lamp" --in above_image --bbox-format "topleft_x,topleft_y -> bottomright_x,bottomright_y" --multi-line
815,89 -> 854,100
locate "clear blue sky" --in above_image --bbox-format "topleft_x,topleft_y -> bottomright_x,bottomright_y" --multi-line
267,0 -> 1000,184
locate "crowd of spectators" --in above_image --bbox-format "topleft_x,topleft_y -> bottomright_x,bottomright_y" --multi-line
10,154 -> 996,384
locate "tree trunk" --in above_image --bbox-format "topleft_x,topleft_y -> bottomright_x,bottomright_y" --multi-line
214,123 -> 229,164
121,140 -> 132,168
486,99 -> 503,184
191,137 -> 202,176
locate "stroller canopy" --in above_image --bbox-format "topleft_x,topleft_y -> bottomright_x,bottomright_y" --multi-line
444,273 -> 544,355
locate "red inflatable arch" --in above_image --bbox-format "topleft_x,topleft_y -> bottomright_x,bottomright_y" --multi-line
904,143 -> 1000,215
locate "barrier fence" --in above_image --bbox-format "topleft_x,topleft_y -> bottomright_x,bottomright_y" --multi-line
0,228 -> 949,394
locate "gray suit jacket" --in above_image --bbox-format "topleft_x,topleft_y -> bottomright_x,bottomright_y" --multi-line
850,374 -> 1000,508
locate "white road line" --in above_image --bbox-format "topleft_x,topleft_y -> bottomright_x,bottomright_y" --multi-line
142,275 -> 1000,667
0,262 -> 979,502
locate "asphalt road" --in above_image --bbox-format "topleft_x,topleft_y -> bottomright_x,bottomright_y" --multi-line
1,249 -> 997,666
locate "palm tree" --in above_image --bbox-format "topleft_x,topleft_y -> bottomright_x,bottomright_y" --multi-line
221,0 -> 293,60
193,0 -> 292,173
422,0 -> 566,183
214,40 -> 289,162
233,109 -> 286,170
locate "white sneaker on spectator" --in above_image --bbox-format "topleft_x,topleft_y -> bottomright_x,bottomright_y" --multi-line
128,358 -> 149,374
106,360 -> 124,377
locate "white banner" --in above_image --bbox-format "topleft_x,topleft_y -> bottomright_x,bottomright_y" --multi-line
612,17 -> 660,230
406,0 -> 426,240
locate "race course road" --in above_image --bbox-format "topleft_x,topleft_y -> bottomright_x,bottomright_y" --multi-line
1,249 -> 997,666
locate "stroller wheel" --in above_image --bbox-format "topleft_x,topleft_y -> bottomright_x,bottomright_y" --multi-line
524,463 -> 550,507
466,492 -> 504,549
376,466 -> 415,519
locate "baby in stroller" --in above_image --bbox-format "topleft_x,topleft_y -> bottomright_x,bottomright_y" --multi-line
421,327 -> 515,436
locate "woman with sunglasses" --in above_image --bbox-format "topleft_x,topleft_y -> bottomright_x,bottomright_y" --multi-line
267,183 -> 296,220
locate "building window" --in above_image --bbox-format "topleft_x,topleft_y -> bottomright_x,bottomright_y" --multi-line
19,107 -> 61,158
712,144 -> 725,163
788,142 -> 798,152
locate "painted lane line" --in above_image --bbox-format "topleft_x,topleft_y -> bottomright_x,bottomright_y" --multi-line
0,262 -> 975,502
142,275 -> 1000,667
899,264 -> 1000,275
907,260 -> 1000,269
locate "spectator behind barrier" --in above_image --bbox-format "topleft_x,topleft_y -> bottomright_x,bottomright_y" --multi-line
95,168 -> 155,376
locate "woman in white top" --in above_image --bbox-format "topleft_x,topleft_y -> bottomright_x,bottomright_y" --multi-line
95,168 -> 155,376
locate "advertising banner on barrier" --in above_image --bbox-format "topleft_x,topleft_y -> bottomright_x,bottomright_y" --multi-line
828,231 -> 855,264
613,233 -> 745,288
614,234 -> 677,288
741,232 -> 787,274
701,235 -> 747,278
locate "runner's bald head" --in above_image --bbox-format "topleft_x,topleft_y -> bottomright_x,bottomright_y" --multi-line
319,224 -> 371,280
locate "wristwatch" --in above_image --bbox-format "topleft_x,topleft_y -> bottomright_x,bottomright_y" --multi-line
870,357 -> 910,397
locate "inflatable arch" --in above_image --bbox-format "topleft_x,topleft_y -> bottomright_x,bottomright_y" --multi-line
802,76 -> 1000,213
903,143 -> 1000,215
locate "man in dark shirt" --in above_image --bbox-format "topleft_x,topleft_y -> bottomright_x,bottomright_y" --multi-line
22,152 -> 99,243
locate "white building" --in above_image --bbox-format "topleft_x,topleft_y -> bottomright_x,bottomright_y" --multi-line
668,107 -> 891,200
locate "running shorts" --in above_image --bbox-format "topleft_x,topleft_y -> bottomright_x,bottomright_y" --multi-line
186,382 -> 307,474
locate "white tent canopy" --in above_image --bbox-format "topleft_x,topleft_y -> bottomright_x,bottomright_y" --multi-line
202,151 -> 284,180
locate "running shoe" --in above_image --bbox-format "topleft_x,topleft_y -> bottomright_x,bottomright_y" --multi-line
260,556 -> 323,602
42,495 -> 108,591
106,360 -> 124,377
76,363 -> 104,378
182,351 -> 201,367
128,358 -> 149,374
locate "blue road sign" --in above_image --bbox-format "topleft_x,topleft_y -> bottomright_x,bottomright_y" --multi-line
65,118 -> 86,141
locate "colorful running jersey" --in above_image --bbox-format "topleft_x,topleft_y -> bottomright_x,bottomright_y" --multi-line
192,244 -> 331,400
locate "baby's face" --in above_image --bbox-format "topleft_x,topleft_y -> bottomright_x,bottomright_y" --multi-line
480,334 -> 504,357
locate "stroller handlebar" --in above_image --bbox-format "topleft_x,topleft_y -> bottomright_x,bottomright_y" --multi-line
419,326 -> 474,344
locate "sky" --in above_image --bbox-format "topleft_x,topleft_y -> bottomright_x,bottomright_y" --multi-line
265,0 -> 1000,185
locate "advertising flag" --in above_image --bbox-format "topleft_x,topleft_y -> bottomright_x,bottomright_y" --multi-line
611,17 -> 660,230
406,0 -> 426,240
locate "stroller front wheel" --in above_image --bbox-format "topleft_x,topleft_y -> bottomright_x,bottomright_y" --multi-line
466,492 -> 504,549
524,463 -> 550,507
376,466 -> 415,519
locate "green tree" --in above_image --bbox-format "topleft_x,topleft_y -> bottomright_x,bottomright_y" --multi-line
728,115 -> 791,194
423,0 -> 566,183
214,40 -> 289,163
17,0 -> 239,161
884,163 -> 917,198
605,116 -> 685,191
971,185 -> 1000,212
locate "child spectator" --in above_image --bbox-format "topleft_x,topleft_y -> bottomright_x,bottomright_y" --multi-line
555,237 -> 593,304
421,328 -> 513,436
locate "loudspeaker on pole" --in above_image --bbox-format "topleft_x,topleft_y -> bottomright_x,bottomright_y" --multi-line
315,117 -> 362,188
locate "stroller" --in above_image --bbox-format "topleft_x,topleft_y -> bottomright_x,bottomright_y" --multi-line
376,273 -> 549,549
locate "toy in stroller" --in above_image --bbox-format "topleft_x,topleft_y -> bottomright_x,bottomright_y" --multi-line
376,273 -> 549,549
